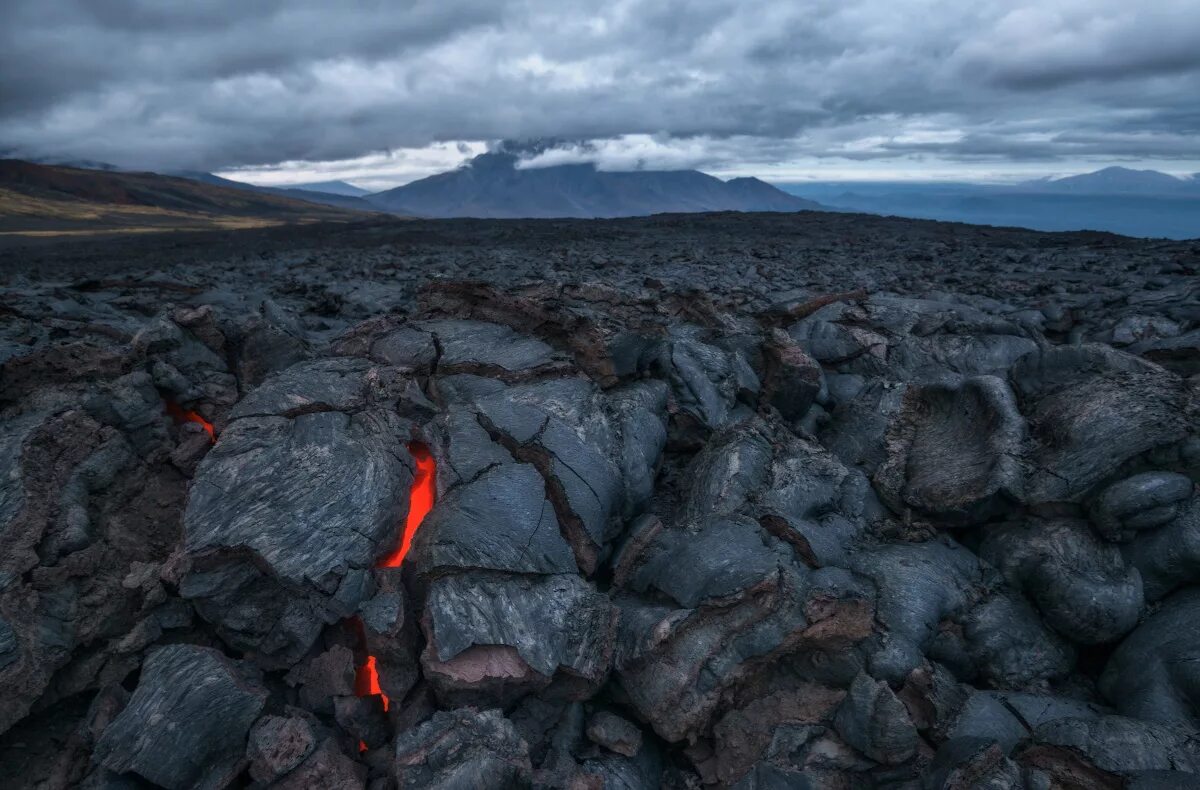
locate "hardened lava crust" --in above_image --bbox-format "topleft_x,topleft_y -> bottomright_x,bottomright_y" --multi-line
1,212 -> 1198,788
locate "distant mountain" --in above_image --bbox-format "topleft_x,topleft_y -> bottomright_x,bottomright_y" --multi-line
780,171 -> 1200,240
1021,166 -> 1192,195
286,180 -> 371,197
366,151 -> 824,218
0,159 -> 374,236
170,171 -> 379,212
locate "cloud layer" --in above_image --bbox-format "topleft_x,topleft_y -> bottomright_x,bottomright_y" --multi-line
3,0 -> 1198,182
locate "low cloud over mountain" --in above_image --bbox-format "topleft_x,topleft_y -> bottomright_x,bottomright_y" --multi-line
3,1 -> 1198,179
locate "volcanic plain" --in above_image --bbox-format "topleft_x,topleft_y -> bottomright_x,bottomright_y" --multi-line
1,211 -> 1199,789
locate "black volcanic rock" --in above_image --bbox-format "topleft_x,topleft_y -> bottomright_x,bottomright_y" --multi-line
94,645 -> 266,789
392,707 -> 532,789
3,211 -> 1200,789
980,518 -> 1143,645
873,375 -> 1025,523
1100,587 -> 1200,727
179,359 -> 420,666
366,151 -> 824,218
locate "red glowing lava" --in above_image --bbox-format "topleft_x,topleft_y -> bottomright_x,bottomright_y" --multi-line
354,442 -> 436,730
354,654 -> 389,712
377,442 -> 437,568
164,401 -> 216,443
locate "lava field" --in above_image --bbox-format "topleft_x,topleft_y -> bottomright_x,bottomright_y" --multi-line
1,212 -> 1199,789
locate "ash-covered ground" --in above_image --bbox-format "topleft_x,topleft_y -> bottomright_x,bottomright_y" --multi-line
1,212 -> 1199,789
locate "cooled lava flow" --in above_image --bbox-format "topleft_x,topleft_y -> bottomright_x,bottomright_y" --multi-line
354,442 -> 436,724
163,400 -> 216,443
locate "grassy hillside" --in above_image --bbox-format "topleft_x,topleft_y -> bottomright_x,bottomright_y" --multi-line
0,160 -> 376,235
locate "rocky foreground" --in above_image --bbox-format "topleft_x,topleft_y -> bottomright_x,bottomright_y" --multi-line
1,212 -> 1199,789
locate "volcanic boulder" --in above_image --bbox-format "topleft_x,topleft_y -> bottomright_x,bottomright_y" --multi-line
392,707 -> 533,789
179,358 -> 422,666
1011,344 -> 1190,504
874,375 -> 1025,523
93,644 -> 267,789
1101,587 -> 1200,727
980,518 -> 1143,644
1122,494 -> 1200,601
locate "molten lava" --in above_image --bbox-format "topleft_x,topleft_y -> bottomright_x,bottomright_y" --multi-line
378,442 -> 437,568
164,400 -> 216,443
354,654 -> 388,711
353,442 -> 436,730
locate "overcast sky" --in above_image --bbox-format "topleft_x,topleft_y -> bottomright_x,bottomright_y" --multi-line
2,0 -> 1198,189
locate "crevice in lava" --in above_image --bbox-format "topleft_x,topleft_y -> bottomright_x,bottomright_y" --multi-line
352,440 -> 436,726
475,412 -> 600,575
162,399 -> 216,442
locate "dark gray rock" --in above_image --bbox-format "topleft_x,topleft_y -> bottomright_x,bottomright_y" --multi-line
1011,344 -> 1190,503
231,299 -> 312,391
586,710 -> 644,757
94,645 -> 267,790
392,707 -> 532,789
0,618 -> 15,671
753,434 -> 875,569
980,518 -> 1143,644
615,559 -> 872,742
416,319 -> 566,375
1018,715 -> 1200,777
1132,328 -> 1200,376
924,738 -> 1022,790
762,328 -> 823,422
423,572 -> 614,691
247,714 -> 317,784
181,408 -> 413,665
270,737 -> 366,789
227,356 -> 381,418
1123,496 -> 1200,601
675,423 -> 773,524
874,376 -> 1025,523
606,380 -> 669,520
625,515 -> 783,608
834,671 -> 918,765
708,683 -> 846,785
957,592 -> 1075,688
943,690 -> 1107,753
1090,472 -> 1195,542
848,538 -> 987,683
1101,587 -> 1200,727
730,761 -> 814,790
652,326 -> 758,434
408,462 -> 575,576
472,378 -> 629,572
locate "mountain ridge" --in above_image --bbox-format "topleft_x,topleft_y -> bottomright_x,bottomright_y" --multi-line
1020,166 -> 1198,195
366,151 -> 825,218
0,159 -> 377,235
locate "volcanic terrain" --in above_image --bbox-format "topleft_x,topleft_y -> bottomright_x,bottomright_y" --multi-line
1,211 -> 1199,789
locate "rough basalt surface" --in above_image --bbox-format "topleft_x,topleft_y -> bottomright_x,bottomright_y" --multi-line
1,212 -> 1198,788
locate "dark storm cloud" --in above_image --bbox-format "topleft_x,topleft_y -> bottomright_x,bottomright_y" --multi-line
1,0 -> 1198,173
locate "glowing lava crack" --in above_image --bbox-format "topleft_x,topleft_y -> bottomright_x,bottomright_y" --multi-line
164,400 -> 216,442
354,442 -> 436,726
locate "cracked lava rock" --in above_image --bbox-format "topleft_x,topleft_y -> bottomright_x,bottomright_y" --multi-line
0,212 -> 1199,788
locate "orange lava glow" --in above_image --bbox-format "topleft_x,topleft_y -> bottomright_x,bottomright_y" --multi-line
164,401 -> 216,443
377,443 -> 437,568
354,654 -> 389,711
353,442 -> 436,725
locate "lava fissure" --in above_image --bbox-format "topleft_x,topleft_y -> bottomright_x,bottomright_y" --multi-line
163,400 -> 216,442
378,442 -> 437,568
353,441 -> 436,725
